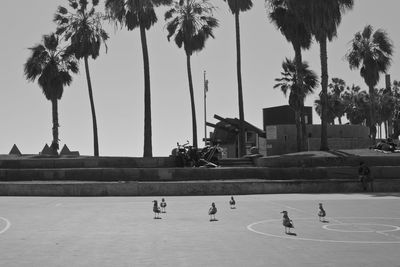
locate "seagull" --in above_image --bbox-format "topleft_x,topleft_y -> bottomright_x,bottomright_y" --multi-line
160,198 -> 167,213
153,200 -> 161,219
208,202 -> 217,221
281,211 -> 294,234
318,203 -> 326,222
229,196 -> 236,209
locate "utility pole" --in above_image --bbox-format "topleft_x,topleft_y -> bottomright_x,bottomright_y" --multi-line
204,70 -> 208,146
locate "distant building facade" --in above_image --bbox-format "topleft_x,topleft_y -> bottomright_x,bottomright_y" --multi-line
263,105 -> 370,155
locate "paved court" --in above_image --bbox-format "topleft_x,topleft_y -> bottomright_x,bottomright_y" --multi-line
0,193 -> 399,266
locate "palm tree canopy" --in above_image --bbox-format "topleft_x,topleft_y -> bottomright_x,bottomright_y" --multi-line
223,0 -> 253,14
289,0 -> 353,42
266,0 -> 311,50
274,58 -> 318,108
105,0 -> 172,30
24,33 -> 79,100
274,58 -> 318,96
165,0 -> 218,55
54,0 -> 109,60
346,25 -> 393,88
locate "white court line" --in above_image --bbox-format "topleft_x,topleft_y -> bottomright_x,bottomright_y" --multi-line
247,217 -> 400,244
0,217 -> 11,235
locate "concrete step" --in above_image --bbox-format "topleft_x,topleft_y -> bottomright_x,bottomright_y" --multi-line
1,178 -> 399,196
1,166 -> 399,182
219,158 -> 254,167
0,157 -> 177,169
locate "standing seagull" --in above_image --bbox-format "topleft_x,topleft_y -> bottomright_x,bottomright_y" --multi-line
153,200 -> 161,219
229,196 -> 236,209
281,211 -> 294,234
208,202 -> 217,221
160,198 -> 167,213
318,203 -> 326,222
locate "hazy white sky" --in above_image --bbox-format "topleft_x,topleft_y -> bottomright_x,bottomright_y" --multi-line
1,0 -> 399,157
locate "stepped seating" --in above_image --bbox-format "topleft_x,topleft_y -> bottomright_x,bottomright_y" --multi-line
1,151 -> 399,196
219,158 -> 254,167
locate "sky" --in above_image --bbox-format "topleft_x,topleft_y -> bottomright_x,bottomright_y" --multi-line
1,0 -> 399,157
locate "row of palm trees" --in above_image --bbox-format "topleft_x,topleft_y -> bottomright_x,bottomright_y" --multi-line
24,0 -> 250,157
23,0 -> 393,157
268,0 -> 394,151
314,77 -> 400,140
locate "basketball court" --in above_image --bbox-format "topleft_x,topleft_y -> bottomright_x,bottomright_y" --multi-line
1,193 -> 399,266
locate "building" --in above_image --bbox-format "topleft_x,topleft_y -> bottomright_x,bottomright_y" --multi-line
263,105 -> 370,155
207,115 -> 266,158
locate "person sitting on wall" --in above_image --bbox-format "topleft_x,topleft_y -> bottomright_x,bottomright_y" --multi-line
358,161 -> 374,192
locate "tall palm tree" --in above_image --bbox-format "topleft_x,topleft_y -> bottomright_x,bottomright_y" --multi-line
24,33 -> 79,154
289,0 -> 353,151
54,0 -> 109,157
223,0 -> 253,157
105,0 -> 172,157
345,25 -> 393,141
274,58 -> 318,151
267,0 -> 312,151
165,0 -> 218,148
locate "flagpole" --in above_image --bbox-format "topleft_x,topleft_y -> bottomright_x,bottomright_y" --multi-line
204,70 -> 207,146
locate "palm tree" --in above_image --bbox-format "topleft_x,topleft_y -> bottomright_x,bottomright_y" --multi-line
345,25 -> 393,141
54,0 -> 109,157
105,0 -> 172,157
274,58 -> 318,151
165,0 -> 218,148
24,33 -> 79,154
223,0 -> 253,157
318,78 -> 346,125
289,0 -> 353,151
267,0 -> 312,151
342,85 -> 369,125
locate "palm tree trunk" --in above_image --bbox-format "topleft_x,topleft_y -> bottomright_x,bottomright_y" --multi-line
385,120 -> 388,139
293,42 -> 305,151
140,24 -> 152,158
295,109 -> 302,152
319,37 -> 329,151
368,85 -> 376,141
186,53 -> 198,148
84,56 -> 99,157
235,9 -> 246,157
51,98 -> 59,155
338,116 -> 342,125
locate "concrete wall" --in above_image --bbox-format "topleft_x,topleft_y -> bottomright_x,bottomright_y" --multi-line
1,178 -> 399,196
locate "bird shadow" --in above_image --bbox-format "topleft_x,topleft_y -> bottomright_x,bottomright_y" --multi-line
230,207 -> 236,209
286,232 -> 297,236
153,217 -> 162,220
321,219 -> 330,223
210,219 -> 219,222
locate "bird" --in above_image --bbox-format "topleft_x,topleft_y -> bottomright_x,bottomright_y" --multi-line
318,203 -> 326,222
160,198 -> 167,213
229,196 -> 236,209
281,211 -> 294,234
153,200 -> 161,219
208,202 -> 217,221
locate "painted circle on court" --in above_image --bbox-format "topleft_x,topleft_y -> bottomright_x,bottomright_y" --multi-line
247,217 -> 400,244
322,223 -> 400,233
0,217 -> 11,235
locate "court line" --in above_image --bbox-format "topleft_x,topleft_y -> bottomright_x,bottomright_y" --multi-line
322,223 -> 400,233
247,217 -> 400,244
0,217 -> 11,235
